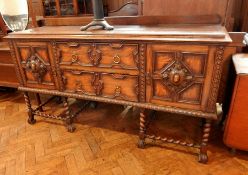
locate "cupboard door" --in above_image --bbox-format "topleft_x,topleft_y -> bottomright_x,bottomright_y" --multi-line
146,44 -> 215,111
15,42 -> 57,90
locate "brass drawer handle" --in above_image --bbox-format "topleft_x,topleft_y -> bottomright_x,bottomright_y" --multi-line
115,86 -> 121,96
113,54 -> 121,64
71,51 -> 79,63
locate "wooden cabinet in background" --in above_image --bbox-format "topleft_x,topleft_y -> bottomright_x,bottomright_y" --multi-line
103,0 -> 138,11
142,0 -> 240,32
240,0 -> 248,32
40,0 -> 139,17
0,43 -> 19,88
0,16 -> 18,88
224,54 -> 248,151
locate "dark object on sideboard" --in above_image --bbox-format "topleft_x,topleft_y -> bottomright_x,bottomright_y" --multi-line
80,0 -> 113,30
108,2 -> 138,16
224,54 -> 248,152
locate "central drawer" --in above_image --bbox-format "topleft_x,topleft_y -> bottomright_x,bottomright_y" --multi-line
57,42 -> 139,71
62,70 -> 139,102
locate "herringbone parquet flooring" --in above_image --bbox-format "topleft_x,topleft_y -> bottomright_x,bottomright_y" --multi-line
0,90 -> 248,175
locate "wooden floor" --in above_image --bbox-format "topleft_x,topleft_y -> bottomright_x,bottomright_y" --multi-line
0,90 -> 248,175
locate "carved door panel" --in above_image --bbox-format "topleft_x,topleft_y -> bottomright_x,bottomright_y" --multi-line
15,42 -> 57,89
146,44 -> 216,111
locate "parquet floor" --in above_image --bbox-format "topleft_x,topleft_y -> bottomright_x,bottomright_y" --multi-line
0,90 -> 248,175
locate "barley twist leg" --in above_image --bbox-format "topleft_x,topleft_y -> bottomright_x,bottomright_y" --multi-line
138,109 -> 146,149
23,92 -> 36,124
63,97 -> 75,132
199,119 -> 212,164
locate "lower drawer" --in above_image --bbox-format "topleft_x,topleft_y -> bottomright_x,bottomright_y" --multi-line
62,70 -> 139,102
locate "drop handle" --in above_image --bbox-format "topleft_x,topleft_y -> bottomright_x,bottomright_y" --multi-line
113,54 -> 121,64
71,51 -> 79,62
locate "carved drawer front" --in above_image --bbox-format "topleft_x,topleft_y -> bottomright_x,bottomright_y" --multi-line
146,44 -> 216,111
100,73 -> 139,101
15,42 -> 57,89
62,70 -> 139,102
57,42 -> 139,71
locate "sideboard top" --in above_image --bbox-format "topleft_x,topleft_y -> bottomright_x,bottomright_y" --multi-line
6,25 -> 231,43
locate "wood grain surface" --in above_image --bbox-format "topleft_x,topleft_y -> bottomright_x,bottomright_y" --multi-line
0,91 -> 248,174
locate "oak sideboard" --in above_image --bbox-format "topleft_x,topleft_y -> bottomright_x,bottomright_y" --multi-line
6,25 -> 233,163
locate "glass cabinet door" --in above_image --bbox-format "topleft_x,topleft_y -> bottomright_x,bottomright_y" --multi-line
60,0 -> 74,16
42,0 -> 58,16
78,0 -> 93,15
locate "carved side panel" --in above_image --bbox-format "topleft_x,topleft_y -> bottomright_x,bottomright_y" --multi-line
207,46 -> 225,112
139,44 -> 146,102
52,41 -> 64,91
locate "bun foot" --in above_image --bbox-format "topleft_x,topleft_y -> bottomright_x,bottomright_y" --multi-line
137,139 -> 145,149
28,118 -> 36,125
67,125 -> 76,133
198,153 -> 208,164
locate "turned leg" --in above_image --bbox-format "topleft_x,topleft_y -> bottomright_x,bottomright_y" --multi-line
63,97 -> 75,133
23,92 -> 36,125
35,93 -> 43,112
138,109 -> 146,149
199,119 -> 212,164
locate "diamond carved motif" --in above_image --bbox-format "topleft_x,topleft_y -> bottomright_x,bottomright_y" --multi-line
25,54 -> 47,83
161,61 -> 194,93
